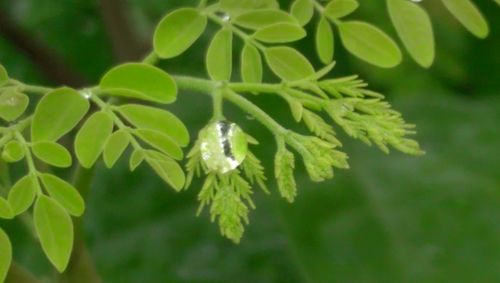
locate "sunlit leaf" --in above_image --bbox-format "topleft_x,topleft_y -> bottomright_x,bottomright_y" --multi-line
387,0 -> 435,67
34,195 -> 73,273
40,174 -> 85,217
206,28 -> 233,81
32,87 -> 90,142
441,0 -> 489,38
154,8 -> 207,58
264,47 -> 315,81
291,0 -> 314,26
129,149 -> 145,171
220,0 -> 280,17
0,228 -> 12,283
118,104 -> 189,147
145,151 -> 185,191
75,111 -> 114,168
338,21 -> 402,68
135,129 -> 183,160
103,130 -> 130,168
100,63 -> 177,104
0,197 -> 14,219
241,43 -> 263,83
316,16 -> 335,64
32,141 -> 72,168
0,90 -> 29,121
8,174 -> 37,215
253,23 -> 306,43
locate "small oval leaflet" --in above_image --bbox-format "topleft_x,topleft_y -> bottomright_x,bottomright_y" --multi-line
199,121 -> 248,174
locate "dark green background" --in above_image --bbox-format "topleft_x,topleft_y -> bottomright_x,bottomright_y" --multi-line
1,0 -> 499,282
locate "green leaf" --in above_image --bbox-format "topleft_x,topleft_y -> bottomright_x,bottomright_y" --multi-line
0,197 -> 14,219
153,8 -> 207,58
441,0 -> 489,38
241,43 -> 263,83
206,28 -> 233,81
135,129 -> 183,160
100,63 -> 177,104
0,64 -> 8,86
291,0 -> 315,26
233,9 -> 297,29
32,87 -> 90,142
40,174 -> 85,217
103,130 -> 130,168
264,47 -> 315,81
253,23 -> 306,43
129,149 -> 145,171
0,90 -> 29,121
32,141 -> 72,168
275,146 -> 297,202
324,0 -> 359,19
75,111 -> 114,168
2,140 -> 24,163
338,21 -> 402,68
287,98 -> 304,122
8,174 -> 38,215
34,195 -> 73,273
220,0 -> 280,17
0,228 -> 12,283
145,151 -> 185,191
387,0 -> 435,68
118,104 -> 189,147
316,16 -> 335,64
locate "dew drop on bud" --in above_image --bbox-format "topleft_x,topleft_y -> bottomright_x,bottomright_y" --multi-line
200,120 -> 248,174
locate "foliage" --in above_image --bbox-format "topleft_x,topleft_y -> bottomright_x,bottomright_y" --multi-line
0,0 -> 496,280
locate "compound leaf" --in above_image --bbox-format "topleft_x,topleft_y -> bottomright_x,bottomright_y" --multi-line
40,174 -> 85,217
253,23 -> 306,43
0,90 -> 29,121
264,47 -> 315,81
441,0 -> 489,38
103,130 -> 130,168
316,16 -> 335,64
206,28 -> 233,81
291,0 -> 315,26
32,141 -> 72,168
241,43 -> 263,83
234,9 -> 297,29
8,174 -> 38,215
325,0 -> 359,19
75,111 -> 114,168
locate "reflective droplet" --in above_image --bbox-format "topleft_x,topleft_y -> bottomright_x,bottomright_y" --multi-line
200,120 -> 248,174
409,0 -> 422,2
215,11 -> 231,22
80,90 -> 92,99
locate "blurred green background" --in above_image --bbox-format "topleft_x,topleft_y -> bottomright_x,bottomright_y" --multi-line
1,0 -> 499,282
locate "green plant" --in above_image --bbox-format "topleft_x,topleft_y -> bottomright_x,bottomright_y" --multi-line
0,0 -> 495,281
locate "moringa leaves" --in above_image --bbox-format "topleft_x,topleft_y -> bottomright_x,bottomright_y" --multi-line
154,8 -> 207,58
2,140 -> 24,163
264,47 -> 315,81
253,23 -> 306,43
338,21 -> 402,68
441,0 -> 489,38
145,151 -> 185,191
0,90 -> 29,121
100,63 -> 177,104
40,174 -> 85,217
387,0 -> 435,67
234,9 -> 297,30
0,65 -> 8,86
241,43 -> 263,83
74,111 -> 114,168
316,16 -> 335,64
32,141 -> 72,168
291,0 -> 315,26
206,28 -> 233,81
8,174 -> 38,215
34,195 -> 74,273
324,0 -> 359,19
32,87 -> 89,142
103,130 -> 130,168
0,198 -> 14,219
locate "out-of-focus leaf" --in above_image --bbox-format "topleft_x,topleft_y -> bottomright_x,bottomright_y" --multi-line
316,16 -> 335,64
32,141 -> 72,168
220,0 -> 279,17
8,174 -> 37,215
34,195 -> 73,273
75,111 -> 114,168
0,65 -> 8,86
387,0 -> 435,67
32,87 -> 89,142
441,0 -> 489,38
100,63 -> 177,104
206,28 -> 233,81
40,173 -> 85,217
154,8 -> 207,58
0,197 -> 14,219
264,47 -> 315,81
0,228 -> 11,283
0,90 -> 29,121
338,21 -> 402,68
241,43 -> 263,83
2,140 -> 24,163
291,0 -> 314,26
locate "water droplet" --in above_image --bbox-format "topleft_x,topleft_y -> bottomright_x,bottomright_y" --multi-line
200,120 -> 248,174
409,0 -> 422,2
215,11 -> 231,22
80,90 -> 92,99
